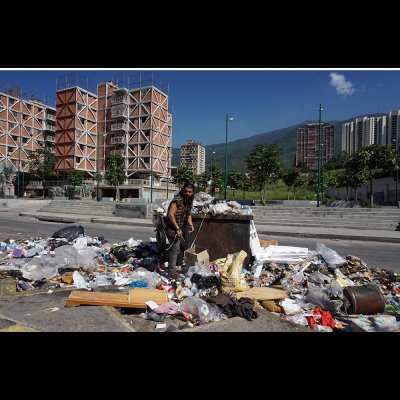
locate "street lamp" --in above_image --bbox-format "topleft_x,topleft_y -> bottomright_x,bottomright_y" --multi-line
317,104 -> 323,207
224,115 -> 234,200
393,138 -> 399,208
166,148 -> 172,200
210,149 -> 215,195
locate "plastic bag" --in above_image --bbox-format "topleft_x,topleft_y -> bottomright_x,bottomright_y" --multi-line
73,237 -> 88,250
129,267 -> 161,288
220,250 -> 249,292
92,274 -> 112,287
306,284 -> 342,314
179,297 -> 227,322
186,264 -> 212,278
52,225 -> 84,241
20,264 -> 59,281
72,271 -> 90,290
316,243 -> 347,268
54,245 -> 78,269
76,248 -> 98,271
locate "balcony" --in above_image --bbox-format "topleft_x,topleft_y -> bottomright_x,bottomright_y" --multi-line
44,124 -> 55,132
46,113 -> 56,121
111,106 -> 128,118
110,149 -> 125,156
45,135 -> 55,142
111,136 -> 126,145
111,95 -> 128,105
111,122 -> 128,131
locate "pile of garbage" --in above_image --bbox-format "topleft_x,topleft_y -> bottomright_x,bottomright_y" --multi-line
158,192 -> 253,217
1,223 -> 399,332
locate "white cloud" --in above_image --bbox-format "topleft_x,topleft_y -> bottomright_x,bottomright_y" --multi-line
329,72 -> 355,95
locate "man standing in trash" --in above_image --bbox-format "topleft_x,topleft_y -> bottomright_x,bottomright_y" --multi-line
166,182 -> 195,274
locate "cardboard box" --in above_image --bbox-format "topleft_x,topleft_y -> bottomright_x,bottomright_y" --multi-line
184,245 -> 210,268
259,239 -> 278,248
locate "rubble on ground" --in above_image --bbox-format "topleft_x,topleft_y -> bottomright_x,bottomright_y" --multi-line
0,222 -> 399,332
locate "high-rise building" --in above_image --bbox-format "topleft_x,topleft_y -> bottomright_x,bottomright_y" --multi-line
296,123 -> 334,169
387,109 -> 400,152
55,84 -> 98,173
342,115 -> 387,155
54,74 -> 172,181
180,140 -> 206,175
0,87 -> 55,178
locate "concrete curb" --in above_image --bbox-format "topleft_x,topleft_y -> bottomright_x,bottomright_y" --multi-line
90,218 -> 153,227
19,212 -> 91,223
256,229 -> 400,243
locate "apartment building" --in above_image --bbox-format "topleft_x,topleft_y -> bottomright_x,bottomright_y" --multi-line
341,115 -> 387,155
296,123 -> 335,169
180,140 -> 206,174
0,87 -> 55,197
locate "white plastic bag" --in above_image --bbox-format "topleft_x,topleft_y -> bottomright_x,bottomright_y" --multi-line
180,297 -> 227,322
316,242 -> 346,267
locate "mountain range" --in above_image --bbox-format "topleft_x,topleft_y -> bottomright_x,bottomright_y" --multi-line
171,113 -> 386,173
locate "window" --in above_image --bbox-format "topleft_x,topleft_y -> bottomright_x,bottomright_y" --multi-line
26,127 -> 31,134
12,135 -> 18,142
8,147 -> 13,153
143,157 -> 149,163
37,107 -> 43,113
77,104 -> 84,111
22,138 -> 28,144
27,104 -> 32,110
11,111 -> 18,117
140,144 -> 146,150
23,114 -> 28,120
9,98 -> 15,105
141,116 -> 147,124
76,157 -> 81,163
37,119 -> 43,126
80,117 -> 85,126
9,122 -> 16,129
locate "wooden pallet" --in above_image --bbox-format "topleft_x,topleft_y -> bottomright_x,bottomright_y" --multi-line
65,288 -> 168,309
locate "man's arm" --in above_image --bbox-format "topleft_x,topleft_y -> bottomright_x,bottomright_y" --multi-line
168,202 -> 183,236
187,214 -> 194,233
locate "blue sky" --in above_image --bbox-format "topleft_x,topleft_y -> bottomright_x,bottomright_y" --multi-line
1,69 -> 400,147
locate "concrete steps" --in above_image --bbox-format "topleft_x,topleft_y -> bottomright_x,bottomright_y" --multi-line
38,200 -> 117,217
251,206 -> 400,231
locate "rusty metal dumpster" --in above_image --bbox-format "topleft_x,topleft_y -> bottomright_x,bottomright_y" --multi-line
191,215 -> 253,263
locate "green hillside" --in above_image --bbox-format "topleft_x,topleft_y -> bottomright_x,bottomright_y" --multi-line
171,114 -> 385,173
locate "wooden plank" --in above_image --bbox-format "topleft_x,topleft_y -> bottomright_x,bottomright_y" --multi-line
65,289 -> 168,309
235,287 -> 288,301
128,288 -> 168,305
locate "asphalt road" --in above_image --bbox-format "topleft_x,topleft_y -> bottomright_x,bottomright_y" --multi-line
0,215 -> 399,271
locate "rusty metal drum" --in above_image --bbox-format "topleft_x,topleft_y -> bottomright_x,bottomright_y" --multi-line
343,285 -> 385,314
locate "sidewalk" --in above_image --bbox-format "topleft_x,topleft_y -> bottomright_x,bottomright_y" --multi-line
16,207 -> 400,243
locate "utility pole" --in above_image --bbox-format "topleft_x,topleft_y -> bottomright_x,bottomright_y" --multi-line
317,104 -> 323,207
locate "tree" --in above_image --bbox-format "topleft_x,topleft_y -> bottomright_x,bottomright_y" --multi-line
208,164 -> 223,196
67,170 -> 84,199
196,172 -> 210,192
174,166 -> 194,187
281,167 -> 302,200
239,174 -> 252,199
227,169 -> 245,199
0,162 -> 16,198
68,170 -> 84,187
351,145 -> 397,206
105,155 -> 126,201
343,158 -> 367,202
94,172 -> 103,201
246,144 -> 281,205
324,151 -> 349,171
28,148 -> 58,181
